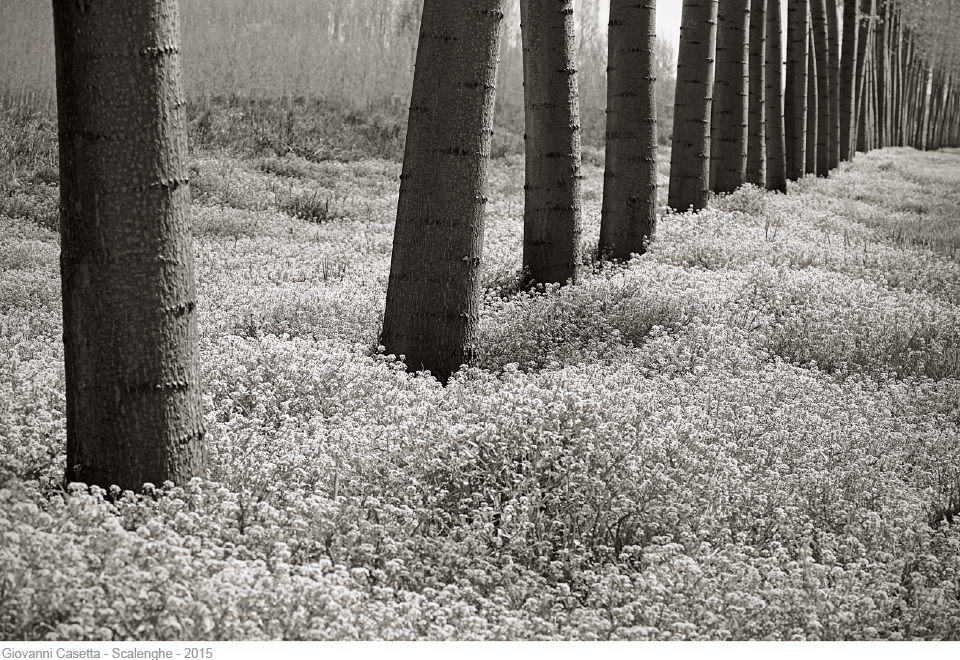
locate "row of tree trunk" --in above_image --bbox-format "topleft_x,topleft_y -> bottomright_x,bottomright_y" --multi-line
52,0 -> 960,490
669,0 -> 960,213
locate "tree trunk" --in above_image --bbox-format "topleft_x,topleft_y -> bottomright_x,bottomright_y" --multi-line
810,0 -> 831,175
380,0 -> 505,384
669,0 -> 719,212
806,26 -> 819,174
746,0 -> 767,186
53,0 -> 205,490
874,0 -> 887,147
784,0 -> 810,181
600,0 -> 658,259
765,0 -> 788,192
520,0 -> 583,286
866,31 -> 879,150
826,0 -> 841,169
854,0 -> 874,154
915,64 -> 931,150
839,0 -> 858,160
710,0 -> 750,193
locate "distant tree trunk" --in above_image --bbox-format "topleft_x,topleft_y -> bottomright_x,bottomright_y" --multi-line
381,0 -> 505,384
746,0 -> 767,186
600,0 -> 658,259
854,0 -> 875,154
915,64 -> 931,150
890,7 -> 904,146
806,27 -> 819,174
710,0 -> 750,193
520,0 -> 582,286
53,0 -> 205,490
810,0 -> 830,175
839,0 -> 859,160
866,30 -> 879,150
874,0 -> 888,147
784,0 -> 809,181
669,0 -> 719,211
826,0 -> 841,169
764,0 -> 787,192
901,36 -> 919,148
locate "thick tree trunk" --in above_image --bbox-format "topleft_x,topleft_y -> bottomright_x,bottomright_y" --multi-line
381,0 -> 505,383
806,27 -> 819,174
746,0 -> 767,187
839,0 -> 858,160
784,0 -> 810,181
53,0 -> 205,490
810,0 -> 831,175
710,0 -> 750,193
826,0 -> 841,169
600,0 -> 658,259
669,0 -> 719,212
765,0 -> 787,192
520,0 -> 583,286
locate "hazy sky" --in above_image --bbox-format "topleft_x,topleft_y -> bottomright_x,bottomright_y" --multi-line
601,0 -> 790,51
655,0 -> 683,44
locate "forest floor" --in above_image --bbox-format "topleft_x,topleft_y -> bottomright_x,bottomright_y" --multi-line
2,105 -> 960,640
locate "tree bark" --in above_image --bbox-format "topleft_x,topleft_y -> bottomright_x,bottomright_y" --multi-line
826,0 -> 841,169
520,0 -> 583,286
746,0 -> 767,187
806,26 -> 819,174
854,0 -> 874,154
710,0 -> 750,193
53,0 -> 205,490
874,0 -> 888,147
381,0 -> 505,384
810,0 -> 831,175
785,0 -> 809,181
669,0 -> 719,212
765,0 -> 788,192
600,0 -> 658,259
839,0 -> 858,160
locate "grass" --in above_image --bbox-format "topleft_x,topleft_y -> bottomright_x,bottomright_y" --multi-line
1,105 -> 960,640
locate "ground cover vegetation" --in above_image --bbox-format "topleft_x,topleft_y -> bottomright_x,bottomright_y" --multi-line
3,0 -> 960,643
2,98 -> 960,638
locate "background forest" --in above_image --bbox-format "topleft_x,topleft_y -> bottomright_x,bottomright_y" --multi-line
2,0 -> 960,642
0,0 -> 677,155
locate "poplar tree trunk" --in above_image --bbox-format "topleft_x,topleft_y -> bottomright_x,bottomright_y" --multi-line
765,0 -> 787,192
784,0 -> 810,181
746,0 -> 767,187
855,0 -> 875,153
866,34 -> 879,150
53,0 -> 205,490
891,9 -> 903,145
839,0 -> 860,159
710,0 -> 750,193
915,64 -> 931,150
806,28 -> 819,174
810,0 -> 831,175
380,0 -> 505,384
600,0 -> 657,259
520,0 -> 583,286
669,0 -> 719,212
874,0 -> 887,147
826,0 -> 841,169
